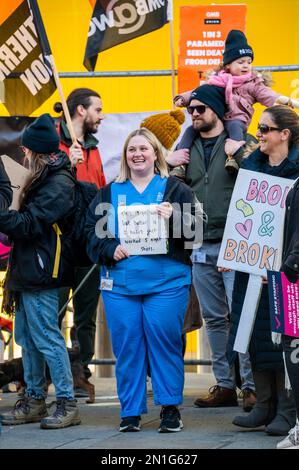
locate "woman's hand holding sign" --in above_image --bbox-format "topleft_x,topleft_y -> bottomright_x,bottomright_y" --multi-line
157,202 -> 173,219
113,245 -> 130,261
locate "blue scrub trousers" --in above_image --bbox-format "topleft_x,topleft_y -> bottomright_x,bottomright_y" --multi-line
102,286 -> 189,418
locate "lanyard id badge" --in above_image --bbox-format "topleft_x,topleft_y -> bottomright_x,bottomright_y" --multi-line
100,270 -> 114,291
192,249 -> 207,264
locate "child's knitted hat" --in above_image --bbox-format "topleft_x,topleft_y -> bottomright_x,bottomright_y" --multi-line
223,30 -> 254,66
140,109 -> 185,150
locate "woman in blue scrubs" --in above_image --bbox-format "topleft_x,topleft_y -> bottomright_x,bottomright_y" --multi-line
85,128 -> 198,433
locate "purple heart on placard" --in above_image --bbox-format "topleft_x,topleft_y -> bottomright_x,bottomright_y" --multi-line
235,219 -> 253,239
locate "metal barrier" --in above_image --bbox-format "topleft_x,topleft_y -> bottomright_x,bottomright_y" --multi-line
58,65 -> 299,78
90,359 -> 212,366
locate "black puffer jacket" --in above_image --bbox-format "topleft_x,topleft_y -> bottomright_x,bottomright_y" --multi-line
227,144 -> 299,371
281,177 -> 299,282
0,152 -> 76,291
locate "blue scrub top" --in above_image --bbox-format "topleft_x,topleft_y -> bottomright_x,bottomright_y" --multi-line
101,174 -> 191,295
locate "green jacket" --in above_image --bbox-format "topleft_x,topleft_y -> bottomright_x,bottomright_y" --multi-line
185,130 -> 237,241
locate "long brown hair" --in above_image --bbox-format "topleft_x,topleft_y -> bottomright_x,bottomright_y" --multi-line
21,152 -> 49,206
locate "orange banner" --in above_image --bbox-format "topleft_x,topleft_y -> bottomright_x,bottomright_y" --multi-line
178,5 -> 247,94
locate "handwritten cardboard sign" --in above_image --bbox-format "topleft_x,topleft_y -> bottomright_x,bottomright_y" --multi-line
217,169 -> 293,276
118,204 -> 167,256
1,155 -> 30,210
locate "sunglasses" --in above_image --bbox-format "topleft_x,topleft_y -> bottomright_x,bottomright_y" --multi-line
187,105 -> 209,115
257,124 -> 283,134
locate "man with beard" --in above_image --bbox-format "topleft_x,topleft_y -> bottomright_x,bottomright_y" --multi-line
57,88 -> 105,395
166,85 -> 256,410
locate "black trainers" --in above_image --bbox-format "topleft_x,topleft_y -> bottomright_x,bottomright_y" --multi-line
159,405 -> 183,433
119,416 -> 141,432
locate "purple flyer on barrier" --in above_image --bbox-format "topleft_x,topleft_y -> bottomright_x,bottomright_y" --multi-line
267,270 -> 299,338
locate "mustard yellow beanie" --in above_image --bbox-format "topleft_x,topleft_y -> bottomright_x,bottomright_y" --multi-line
140,108 -> 185,150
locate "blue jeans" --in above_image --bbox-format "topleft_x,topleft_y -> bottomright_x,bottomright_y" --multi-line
192,242 -> 255,391
102,286 -> 189,418
14,289 -> 74,400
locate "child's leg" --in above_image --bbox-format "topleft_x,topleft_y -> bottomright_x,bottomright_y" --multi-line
224,120 -> 247,174
225,120 -> 246,141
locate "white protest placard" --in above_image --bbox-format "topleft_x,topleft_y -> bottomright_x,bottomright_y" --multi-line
118,204 -> 167,256
1,155 -> 31,210
217,169 -> 293,354
217,169 -> 293,276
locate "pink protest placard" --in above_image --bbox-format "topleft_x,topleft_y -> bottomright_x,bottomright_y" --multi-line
218,169 -> 293,275
267,270 -> 299,338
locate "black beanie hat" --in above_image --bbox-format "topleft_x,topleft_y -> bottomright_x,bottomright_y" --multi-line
190,84 -> 226,120
223,30 -> 254,66
21,113 -> 60,154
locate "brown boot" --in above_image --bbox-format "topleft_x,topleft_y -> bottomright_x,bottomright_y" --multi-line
239,388 -> 257,412
40,398 -> 81,429
225,156 -> 239,175
0,396 -> 48,425
194,385 -> 238,408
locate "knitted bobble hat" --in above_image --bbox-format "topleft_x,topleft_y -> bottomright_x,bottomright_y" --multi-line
140,109 -> 185,150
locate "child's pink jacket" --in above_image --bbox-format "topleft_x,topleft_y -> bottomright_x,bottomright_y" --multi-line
177,72 -> 279,128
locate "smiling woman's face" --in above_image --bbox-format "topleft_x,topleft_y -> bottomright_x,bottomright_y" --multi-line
126,135 -> 157,176
256,112 -> 284,155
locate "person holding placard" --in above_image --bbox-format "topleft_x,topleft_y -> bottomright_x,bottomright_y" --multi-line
56,88 -> 105,391
228,105 -> 299,436
0,114 -> 81,429
85,128 -> 199,433
276,141 -> 299,448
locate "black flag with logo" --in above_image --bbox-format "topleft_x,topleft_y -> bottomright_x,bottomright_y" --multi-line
0,0 -> 56,116
84,0 -> 170,71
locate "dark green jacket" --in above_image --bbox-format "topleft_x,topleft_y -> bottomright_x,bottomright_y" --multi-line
184,130 -> 237,241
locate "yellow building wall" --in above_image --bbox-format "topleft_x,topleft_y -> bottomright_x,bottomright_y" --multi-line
0,0 -> 298,120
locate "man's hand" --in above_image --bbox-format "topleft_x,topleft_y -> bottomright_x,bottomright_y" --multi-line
113,245 -> 130,261
69,142 -> 84,166
166,149 -> 190,167
224,139 -> 245,157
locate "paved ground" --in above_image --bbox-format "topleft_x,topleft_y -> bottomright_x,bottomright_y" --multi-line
0,373 -> 282,450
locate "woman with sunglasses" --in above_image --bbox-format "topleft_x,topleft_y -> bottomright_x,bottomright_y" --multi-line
227,105 -> 299,438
